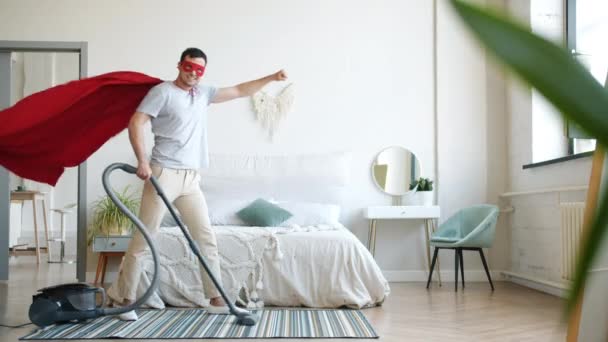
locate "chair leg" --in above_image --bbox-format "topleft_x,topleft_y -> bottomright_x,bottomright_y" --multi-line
32,201 -> 40,264
454,249 -> 459,292
478,248 -> 494,291
426,247 -> 439,289
100,253 -> 108,285
459,248 -> 465,288
94,253 -> 103,285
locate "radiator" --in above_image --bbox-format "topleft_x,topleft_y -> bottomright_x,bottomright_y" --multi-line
560,202 -> 586,281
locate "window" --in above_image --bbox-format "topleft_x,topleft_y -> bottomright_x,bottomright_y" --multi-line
566,0 -> 608,154
527,1 -> 606,168
530,1 -> 569,164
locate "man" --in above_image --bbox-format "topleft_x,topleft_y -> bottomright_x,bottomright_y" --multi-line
107,47 -> 287,321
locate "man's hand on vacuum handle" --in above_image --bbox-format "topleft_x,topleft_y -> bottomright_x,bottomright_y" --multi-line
136,161 -> 152,180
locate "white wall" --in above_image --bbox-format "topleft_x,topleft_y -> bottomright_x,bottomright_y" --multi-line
485,0 -> 510,273
0,0 -> 507,280
434,0 -> 511,278
9,53 -> 23,106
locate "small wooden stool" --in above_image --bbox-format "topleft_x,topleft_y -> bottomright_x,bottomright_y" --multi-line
94,251 -> 125,285
10,191 -> 50,264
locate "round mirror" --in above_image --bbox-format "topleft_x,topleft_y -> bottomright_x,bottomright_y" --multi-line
371,146 -> 421,196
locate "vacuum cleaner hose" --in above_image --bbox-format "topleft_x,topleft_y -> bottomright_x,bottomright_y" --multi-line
100,163 -> 160,316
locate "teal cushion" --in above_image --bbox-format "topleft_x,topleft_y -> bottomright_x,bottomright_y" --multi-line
236,199 -> 293,227
430,236 -> 461,243
431,229 -> 461,243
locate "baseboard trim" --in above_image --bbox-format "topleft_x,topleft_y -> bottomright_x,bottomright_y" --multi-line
94,271 -> 505,288
95,270 -> 505,287
501,271 -> 568,298
383,270 -> 505,282
93,270 -> 567,299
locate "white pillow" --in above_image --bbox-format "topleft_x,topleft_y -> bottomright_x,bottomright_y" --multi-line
159,200 -> 247,227
277,201 -> 341,227
205,199 -> 342,227
207,199 -> 249,226
160,209 -> 181,227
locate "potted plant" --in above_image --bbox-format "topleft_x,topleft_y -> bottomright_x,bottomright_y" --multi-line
410,177 -> 434,206
87,186 -> 140,245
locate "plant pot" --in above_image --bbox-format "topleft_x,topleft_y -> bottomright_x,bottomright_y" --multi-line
104,226 -> 130,236
402,191 -> 417,205
415,191 -> 434,206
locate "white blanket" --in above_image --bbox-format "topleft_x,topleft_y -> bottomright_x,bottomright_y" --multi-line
135,224 -> 390,309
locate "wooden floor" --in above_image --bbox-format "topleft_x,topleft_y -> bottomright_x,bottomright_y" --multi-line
0,256 -> 566,341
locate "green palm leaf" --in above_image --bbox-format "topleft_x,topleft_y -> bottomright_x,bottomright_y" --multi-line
450,0 -> 608,314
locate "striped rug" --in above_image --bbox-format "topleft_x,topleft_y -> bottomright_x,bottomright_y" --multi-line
20,309 -> 379,339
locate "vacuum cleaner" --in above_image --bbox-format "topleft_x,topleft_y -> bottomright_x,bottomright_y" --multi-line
28,163 -> 258,327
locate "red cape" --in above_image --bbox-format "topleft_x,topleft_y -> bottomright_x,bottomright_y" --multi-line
0,71 -> 162,186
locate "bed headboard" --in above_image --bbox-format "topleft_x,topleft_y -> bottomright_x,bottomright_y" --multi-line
199,152 -> 351,204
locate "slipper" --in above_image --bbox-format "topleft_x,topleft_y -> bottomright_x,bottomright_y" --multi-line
112,303 -> 139,321
206,305 -> 231,315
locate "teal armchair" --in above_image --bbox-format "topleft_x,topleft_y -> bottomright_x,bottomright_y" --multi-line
426,204 -> 499,291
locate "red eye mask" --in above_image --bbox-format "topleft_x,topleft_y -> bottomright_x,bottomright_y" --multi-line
180,61 -> 205,77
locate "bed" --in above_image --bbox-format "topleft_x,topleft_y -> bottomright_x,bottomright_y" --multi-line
130,152 -> 390,309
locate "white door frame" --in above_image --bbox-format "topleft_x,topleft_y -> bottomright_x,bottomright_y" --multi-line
0,40 -> 88,282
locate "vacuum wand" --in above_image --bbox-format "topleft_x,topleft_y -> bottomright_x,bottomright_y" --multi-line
147,169 -> 258,326
107,164 -> 257,325
100,163 -> 160,317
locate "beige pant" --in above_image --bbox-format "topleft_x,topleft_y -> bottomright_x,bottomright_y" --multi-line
109,165 -> 221,302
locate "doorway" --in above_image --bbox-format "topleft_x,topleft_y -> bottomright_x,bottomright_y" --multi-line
0,41 -> 88,282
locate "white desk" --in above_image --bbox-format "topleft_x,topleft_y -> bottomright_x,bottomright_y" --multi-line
365,205 -> 441,284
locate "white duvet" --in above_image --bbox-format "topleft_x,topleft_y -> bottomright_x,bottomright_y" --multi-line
134,224 -> 390,309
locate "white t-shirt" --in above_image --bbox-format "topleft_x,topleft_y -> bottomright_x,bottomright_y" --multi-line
136,81 -> 217,169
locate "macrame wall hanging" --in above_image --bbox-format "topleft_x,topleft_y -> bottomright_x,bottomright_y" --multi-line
251,83 -> 294,140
